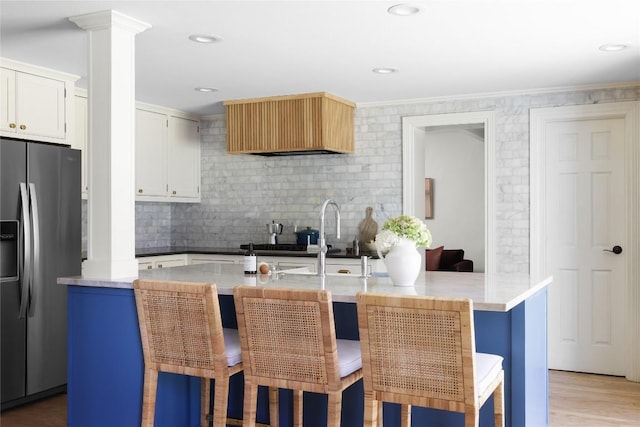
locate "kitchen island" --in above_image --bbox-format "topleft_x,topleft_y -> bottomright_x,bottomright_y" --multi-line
59,264 -> 551,427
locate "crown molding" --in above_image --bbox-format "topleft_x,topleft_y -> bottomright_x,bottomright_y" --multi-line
356,81 -> 640,109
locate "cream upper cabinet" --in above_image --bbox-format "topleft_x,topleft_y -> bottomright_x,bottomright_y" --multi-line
168,115 -> 200,200
0,68 -> 16,133
66,90 -> 200,203
135,108 -> 168,198
73,92 -> 89,198
1,59 -> 78,145
135,105 -> 201,203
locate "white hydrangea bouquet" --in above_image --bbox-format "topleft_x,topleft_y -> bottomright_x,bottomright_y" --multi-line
375,215 -> 432,286
375,215 -> 432,253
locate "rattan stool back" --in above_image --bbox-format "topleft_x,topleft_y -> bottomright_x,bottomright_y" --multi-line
134,279 -> 243,427
234,286 -> 363,427
356,292 -> 504,427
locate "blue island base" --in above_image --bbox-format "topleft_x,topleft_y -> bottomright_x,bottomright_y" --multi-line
68,287 -> 547,426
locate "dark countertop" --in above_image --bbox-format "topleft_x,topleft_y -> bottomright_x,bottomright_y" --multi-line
134,246 -> 380,259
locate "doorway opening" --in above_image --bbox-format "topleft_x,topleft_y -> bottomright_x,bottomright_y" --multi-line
402,111 -> 495,274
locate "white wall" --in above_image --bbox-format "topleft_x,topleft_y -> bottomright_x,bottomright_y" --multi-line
422,128 -> 485,271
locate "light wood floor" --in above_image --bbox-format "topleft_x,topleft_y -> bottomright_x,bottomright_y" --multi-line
549,370 -> 640,426
1,393 -> 66,427
1,370 -> 639,426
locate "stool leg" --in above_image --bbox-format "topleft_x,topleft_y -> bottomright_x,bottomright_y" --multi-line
268,387 -> 279,427
243,379 -> 259,427
327,392 -> 342,427
201,378 -> 211,427
363,392 -> 378,427
464,406 -> 479,427
141,368 -> 158,427
400,404 -> 411,427
213,376 -> 230,427
292,390 -> 303,427
494,379 -> 505,427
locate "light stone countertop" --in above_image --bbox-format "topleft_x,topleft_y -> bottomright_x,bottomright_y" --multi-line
58,263 -> 552,312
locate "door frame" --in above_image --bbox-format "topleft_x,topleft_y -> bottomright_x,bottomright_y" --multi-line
530,101 -> 640,381
402,111 -> 496,274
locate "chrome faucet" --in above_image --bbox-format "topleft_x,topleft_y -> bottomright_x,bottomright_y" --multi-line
317,199 -> 341,277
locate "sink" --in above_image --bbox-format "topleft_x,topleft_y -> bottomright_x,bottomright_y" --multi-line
278,268 -> 362,277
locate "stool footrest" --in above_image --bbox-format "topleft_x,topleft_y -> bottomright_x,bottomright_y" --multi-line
207,416 -> 270,427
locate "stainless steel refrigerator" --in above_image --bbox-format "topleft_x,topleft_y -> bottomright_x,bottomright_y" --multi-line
1,137 -> 81,410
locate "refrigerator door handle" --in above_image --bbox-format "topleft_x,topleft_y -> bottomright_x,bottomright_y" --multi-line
28,183 -> 40,317
18,183 -> 31,319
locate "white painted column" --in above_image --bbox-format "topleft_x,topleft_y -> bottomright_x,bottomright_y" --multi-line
70,10 -> 150,279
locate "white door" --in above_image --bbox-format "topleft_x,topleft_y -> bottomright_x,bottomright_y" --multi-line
545,118 -> 627,375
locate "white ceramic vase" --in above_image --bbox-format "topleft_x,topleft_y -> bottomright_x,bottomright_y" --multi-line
380,239 -> 421,287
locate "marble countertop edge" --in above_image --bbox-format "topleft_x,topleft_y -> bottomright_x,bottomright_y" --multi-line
58,265 -> 552,313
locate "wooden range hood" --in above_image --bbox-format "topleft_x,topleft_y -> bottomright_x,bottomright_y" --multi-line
224,92 -> 355,156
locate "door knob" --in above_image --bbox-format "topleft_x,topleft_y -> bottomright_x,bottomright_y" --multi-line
603,245 -> 622,254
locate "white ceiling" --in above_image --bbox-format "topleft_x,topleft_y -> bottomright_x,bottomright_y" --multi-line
1,0 -> 638,116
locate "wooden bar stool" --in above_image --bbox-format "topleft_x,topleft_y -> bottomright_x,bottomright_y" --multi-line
356,292 -> 504,427
133,279 -> 243,427
233,286 -> 363,427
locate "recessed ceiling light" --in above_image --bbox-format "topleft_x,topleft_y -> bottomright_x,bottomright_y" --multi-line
388,4 -> 420,16
189,34 -> 222,43
599,43 -> 630,52
195,87 -> 218,93
372,68 -> 398,74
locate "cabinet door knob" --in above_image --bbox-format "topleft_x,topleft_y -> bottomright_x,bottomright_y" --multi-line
147,265 -> 152,269
9,123 -> 16,129
157,264 -> 163,268
172,190 -> 177,195
138,189 -> 143,193
19,124 -> 26,130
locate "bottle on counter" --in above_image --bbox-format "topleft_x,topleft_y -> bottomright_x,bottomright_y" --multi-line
244,242 -> 257,274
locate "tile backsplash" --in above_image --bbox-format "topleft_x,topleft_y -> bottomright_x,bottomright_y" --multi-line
82,84 -> 639,273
